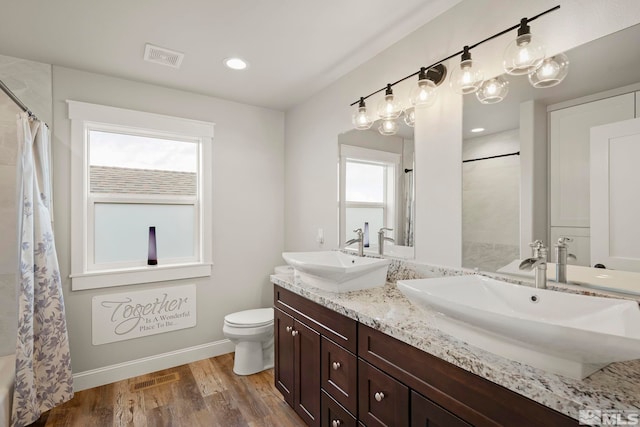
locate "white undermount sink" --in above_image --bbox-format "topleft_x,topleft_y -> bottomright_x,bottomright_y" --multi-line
282,251 -> 390,293
397,275 -> 640,379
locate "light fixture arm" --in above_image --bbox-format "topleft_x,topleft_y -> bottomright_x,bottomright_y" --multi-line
349,4 -> 560,107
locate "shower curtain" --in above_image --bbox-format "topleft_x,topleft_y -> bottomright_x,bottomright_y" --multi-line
12,113 -> 73,427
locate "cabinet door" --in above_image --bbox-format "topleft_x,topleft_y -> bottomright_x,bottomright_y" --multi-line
358,359 -> 409,427
591,116 -> 640,272
294,319 -> 321,427
549,93 -> 635,227
410,391 -> 471,427
322,337 -> 357,415
274,308 -> 295,406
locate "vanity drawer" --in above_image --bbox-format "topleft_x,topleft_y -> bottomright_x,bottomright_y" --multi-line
358,323 -> 578,427
411,390 -> 472,427
321,337 -> 357,414
275,285 -> 357,353
358,359 -> 409,427
321,391 -> 357,427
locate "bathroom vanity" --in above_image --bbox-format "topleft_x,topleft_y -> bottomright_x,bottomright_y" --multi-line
271,274 -> 640,426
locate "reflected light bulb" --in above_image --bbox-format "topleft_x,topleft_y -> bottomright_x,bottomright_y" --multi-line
378,118 -> 398,135
528,52 -> 569,88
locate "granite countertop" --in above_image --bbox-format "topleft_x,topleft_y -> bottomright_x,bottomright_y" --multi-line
270,273 -> 640,421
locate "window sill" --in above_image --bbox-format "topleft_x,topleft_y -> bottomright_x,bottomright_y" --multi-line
70,262 -> 212,291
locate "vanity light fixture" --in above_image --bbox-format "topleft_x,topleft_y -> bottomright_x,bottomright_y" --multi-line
503,18 -> 546,75
528,52 -> 570,88
376,84 -> 403,120
476,75 -> 509,104
450,46 -> 484,95
224,57 -> 249,70
349,5 -> 563,131
410,65 -> 447,107
352,97 -> 374,130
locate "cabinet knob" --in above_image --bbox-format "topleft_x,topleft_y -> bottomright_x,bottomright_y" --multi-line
374,391 -> 385,402
331,420 -> 342,427
332,361 -> 341,370
291,330 -> 299,337
285,326 -> 293,333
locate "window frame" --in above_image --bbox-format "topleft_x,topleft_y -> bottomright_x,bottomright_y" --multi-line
339,144 -> 399,246
68,100 -> 214,290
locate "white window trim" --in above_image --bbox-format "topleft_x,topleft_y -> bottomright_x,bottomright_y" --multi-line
67,100 -> 214,290
339,145 -> 400,246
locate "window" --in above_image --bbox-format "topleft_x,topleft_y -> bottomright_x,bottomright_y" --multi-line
339,145 -> 399,246
68,101 -> 214,290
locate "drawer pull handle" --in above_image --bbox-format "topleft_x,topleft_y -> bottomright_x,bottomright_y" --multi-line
332,361 -> 341,370
374,391 -> 385,402
291,330 -> 299,337
331,420 -> 342,427
285,326 -> 293,333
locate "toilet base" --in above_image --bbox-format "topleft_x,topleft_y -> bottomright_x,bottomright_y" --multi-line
232,340 -> 274,376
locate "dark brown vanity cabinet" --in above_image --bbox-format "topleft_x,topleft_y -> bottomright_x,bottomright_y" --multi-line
274,286 -> 358,427
274,285 -> 579,427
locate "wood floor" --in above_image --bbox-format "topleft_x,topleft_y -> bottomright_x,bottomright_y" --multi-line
31,353 -> 305,427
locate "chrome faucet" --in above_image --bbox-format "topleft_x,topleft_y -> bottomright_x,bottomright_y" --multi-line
519,240 -> 548,289
345,228 -> 364,256
377,227 -> 394,255
554,237 -> 576,283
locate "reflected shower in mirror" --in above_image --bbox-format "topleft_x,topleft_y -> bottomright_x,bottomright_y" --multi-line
338,119 -> 414,259
463,23 -> 640,277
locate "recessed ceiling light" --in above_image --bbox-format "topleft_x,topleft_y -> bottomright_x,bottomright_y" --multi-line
470,127 -> 485,133
224,57 -> 248,70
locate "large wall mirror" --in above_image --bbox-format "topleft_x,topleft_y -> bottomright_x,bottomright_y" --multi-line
462,23 -> 640,280
338,120 -> 415,259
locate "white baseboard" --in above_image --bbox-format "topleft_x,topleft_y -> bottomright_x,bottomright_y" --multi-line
72,339 -> 235,392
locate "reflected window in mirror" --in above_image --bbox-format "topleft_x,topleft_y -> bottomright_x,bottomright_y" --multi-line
340,145 -> 397,245
338,120 -> 415,258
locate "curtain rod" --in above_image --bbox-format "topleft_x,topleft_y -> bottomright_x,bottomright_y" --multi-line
0,78 -> 49,128
350,5 -> 561,106
462,151 -> 520,163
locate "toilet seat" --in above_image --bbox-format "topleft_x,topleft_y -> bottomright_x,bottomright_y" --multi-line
224,308 -> 273,328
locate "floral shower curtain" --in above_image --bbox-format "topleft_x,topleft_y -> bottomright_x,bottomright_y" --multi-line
12,113 -> 73,427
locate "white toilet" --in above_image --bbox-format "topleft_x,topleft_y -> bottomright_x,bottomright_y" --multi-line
223,307 -> 274,375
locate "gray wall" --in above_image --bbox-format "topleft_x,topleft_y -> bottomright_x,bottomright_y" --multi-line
52,66 -> 285,373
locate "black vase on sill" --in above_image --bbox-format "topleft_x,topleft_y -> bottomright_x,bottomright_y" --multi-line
148,226 -> 158,265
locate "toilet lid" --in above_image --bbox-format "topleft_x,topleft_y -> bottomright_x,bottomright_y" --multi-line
224,308 -> 274,327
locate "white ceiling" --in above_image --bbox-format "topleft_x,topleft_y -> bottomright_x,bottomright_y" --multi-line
0,0 -> 460,111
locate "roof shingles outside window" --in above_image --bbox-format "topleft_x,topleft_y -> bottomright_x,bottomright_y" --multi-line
90,165 -> 196,196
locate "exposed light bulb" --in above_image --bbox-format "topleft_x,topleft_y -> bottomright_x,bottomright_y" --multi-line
503,19 -> 545,75
475,76 -> 509,104
352,98 -> 373,130
376,84 -> 403,119
378,118 -> 398,135
450,46 -> 483,95
528,52 -> 569,88
410,67 -> 439,107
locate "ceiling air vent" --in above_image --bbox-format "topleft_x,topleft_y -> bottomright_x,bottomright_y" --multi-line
143,43 -> 184,69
